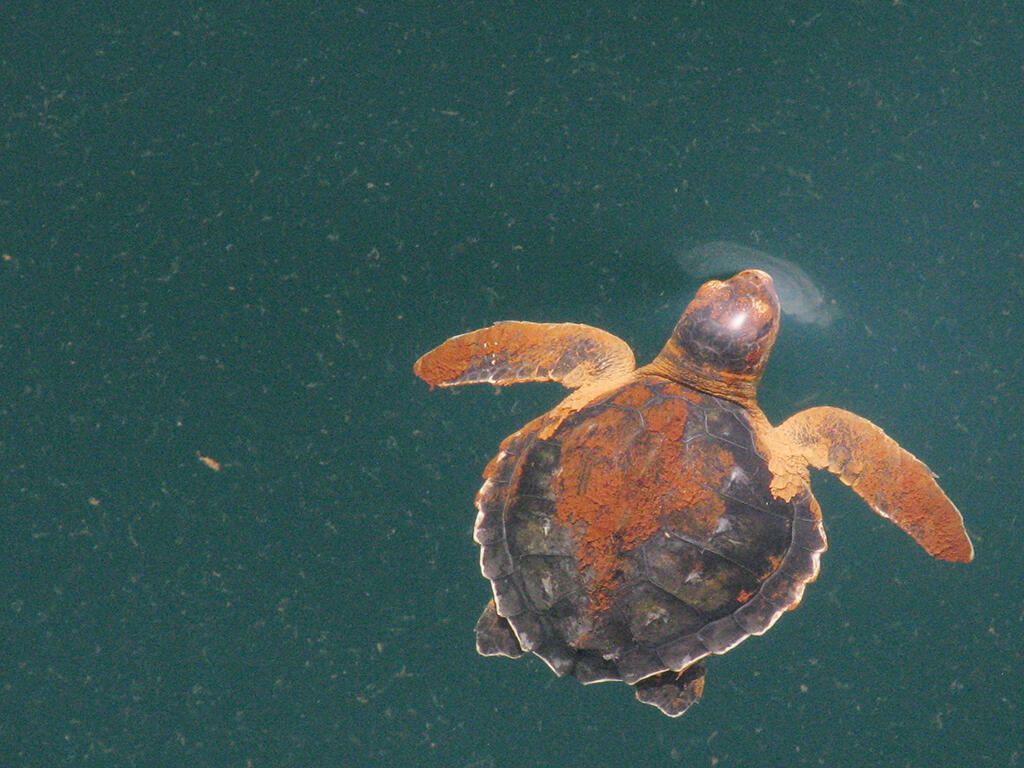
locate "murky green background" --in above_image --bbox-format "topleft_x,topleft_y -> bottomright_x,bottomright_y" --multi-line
1,2 -> 1021,766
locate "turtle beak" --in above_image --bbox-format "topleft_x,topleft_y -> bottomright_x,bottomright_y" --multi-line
728,269 -> 776,301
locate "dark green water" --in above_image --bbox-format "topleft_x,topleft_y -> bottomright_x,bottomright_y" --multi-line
1,2 -> 1021,766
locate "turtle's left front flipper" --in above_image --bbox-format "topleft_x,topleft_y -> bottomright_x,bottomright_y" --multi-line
414,321 -> 635,389
768,406 -> 973,563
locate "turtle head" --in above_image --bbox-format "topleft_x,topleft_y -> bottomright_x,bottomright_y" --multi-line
646,270 -> 780,402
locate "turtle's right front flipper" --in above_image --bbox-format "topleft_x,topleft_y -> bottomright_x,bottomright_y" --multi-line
769,406 -> 974,563
414,321 -> 635,389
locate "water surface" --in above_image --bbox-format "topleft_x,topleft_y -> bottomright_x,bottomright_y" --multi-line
1,3 -> 1021,767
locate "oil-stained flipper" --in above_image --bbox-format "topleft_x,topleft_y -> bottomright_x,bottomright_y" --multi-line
413,321 -> 635,389
769,406 -> 973,562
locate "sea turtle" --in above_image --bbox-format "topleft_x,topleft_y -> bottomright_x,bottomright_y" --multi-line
413,270 -> 972,717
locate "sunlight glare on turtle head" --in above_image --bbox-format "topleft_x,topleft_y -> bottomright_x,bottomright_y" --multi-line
728,310 -> 749,331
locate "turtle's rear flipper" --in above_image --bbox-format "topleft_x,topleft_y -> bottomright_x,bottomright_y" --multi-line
770,406 -> 973,562
475,600 -> 524,658
633,665 -> 707,717
413,321 -> 635,389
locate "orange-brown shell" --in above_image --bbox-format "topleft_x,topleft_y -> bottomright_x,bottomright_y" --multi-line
474,375 -> 826,686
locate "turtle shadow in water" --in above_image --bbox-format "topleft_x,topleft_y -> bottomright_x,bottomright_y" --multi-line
677,240 -> 840,329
